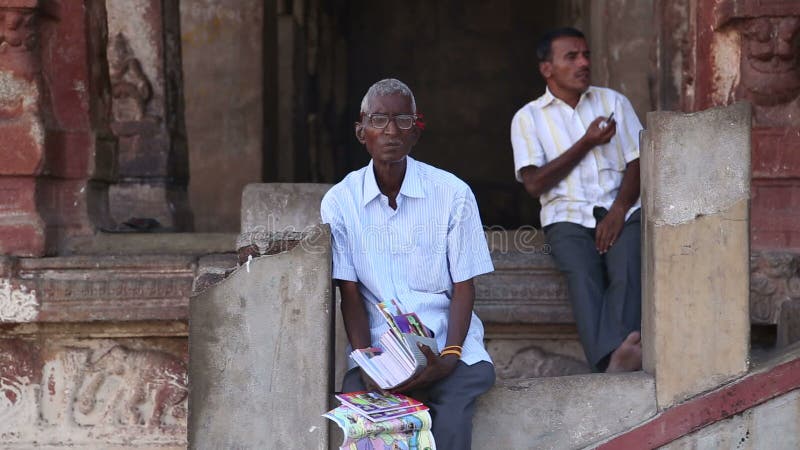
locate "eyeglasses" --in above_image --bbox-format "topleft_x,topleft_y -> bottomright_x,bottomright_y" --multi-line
364,113 -> 418,130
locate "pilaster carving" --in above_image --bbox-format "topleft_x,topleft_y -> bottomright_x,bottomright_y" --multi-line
737,16 -> 800,126
0,3 -> 45,256
750,250 -> 800,324
108,33 -> 153,122
0,7 -> 37,53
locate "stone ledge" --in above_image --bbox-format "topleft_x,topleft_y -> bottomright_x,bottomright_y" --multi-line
2,255 -> 198,323
472,371 -> 657,449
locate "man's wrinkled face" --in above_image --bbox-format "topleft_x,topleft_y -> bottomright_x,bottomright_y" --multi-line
355,93 -> 419,164
541,36 -> 591,96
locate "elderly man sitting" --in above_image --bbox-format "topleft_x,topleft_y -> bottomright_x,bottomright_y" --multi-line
321,78 -> 495,449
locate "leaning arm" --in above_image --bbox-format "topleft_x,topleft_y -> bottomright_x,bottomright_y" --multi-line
445,279 -> 475,351
519,116 -> 615,198
520,138 -> 594,198
594,159 -> 641,253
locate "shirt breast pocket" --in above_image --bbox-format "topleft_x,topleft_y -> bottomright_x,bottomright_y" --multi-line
595,145 -> 626,172
407,233 -> 449,294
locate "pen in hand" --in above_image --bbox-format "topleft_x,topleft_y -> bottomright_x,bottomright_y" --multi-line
599,112 -> 615,129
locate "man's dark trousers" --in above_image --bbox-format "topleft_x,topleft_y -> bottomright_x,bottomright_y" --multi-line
544,209 -> 641,372
343,360 -> 495,449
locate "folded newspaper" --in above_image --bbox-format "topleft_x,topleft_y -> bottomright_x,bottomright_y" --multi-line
349,300 -> 439,390
324,394 -> 436,450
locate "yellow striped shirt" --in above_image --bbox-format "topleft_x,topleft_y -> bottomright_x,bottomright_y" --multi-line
511,86 -> 642,227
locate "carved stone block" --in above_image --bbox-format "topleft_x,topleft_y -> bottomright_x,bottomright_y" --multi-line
750,250 -> 800,324
777,299 -> 800,348
6,255 -> 197,322
0,337 -> 187,447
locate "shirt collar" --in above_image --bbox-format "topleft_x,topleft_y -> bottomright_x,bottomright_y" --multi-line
362,156 -> 426,207
539,86 -> 594,108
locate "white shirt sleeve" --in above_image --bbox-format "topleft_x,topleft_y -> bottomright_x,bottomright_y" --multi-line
446,187 -> 494,283
617,95 -> 643,163
511,108 -> 546,182
320,192 -> 358,282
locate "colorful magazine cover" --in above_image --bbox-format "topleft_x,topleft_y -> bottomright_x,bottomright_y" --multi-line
336,391 -> 424,414
324,405 -> 436,450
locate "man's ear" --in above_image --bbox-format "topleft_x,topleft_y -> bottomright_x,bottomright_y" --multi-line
539,61 -> 552,80
354,122 -> 366,144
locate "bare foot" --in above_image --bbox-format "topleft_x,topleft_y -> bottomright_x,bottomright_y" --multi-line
606,331 -> 642,373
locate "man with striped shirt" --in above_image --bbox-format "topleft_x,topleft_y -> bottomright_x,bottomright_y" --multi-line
511,28 -> 643,373
322,79 -> 495,449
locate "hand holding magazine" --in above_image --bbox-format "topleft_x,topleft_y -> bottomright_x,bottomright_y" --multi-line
349,300 -> 439,390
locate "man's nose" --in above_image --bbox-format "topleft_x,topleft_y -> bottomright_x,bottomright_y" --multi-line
383,119 -> 400,134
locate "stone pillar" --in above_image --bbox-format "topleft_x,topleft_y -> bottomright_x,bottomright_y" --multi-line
189,225 -> 332,449
105,0 -> 191,231
181,0 -> 264,232
641,102 -> 751,409
587,0 -> 654,120
0,0 -> 47,255
38,0 -> 118,254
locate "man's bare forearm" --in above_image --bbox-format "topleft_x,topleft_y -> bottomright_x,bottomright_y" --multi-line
610,159 -> 640,213
445,280 -> 475,348
521,138 -> 593,198
338,280 -> 372,350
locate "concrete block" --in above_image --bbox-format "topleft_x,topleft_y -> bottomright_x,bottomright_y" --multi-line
240,183 -> 333,233
189,225 -> 333,449
472,372 -> 657,449
237,183 -> 332,254
641,102 -> 751,409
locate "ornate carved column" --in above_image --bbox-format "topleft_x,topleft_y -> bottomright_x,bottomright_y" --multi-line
104,0 -> 191,231
0,0 -> 46,256
687,0 -> 800,250
656,0 -> 800,344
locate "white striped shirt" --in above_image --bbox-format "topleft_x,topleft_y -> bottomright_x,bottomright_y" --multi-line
511,86 -> 642,228
321,156 -> 494,366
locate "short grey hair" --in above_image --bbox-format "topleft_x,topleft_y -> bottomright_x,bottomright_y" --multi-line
359,78 -> 417,115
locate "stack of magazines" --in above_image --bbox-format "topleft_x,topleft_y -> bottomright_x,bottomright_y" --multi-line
349,301 -> 439,390
323,391 -> 436,449
334,391 -> 428,422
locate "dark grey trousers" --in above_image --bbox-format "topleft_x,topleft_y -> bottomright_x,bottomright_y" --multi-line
544,209 -> 642,372
342,360 -> 495,450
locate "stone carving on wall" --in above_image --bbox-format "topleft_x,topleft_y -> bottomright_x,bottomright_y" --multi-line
736,15 -> 800,126
108,33 -> 152,122
750,251 -> 800,324
0,340 -> 36,423
494,345 -> 587,379
0,339 -> 187,446
75,345 -> 187,427
0,8 -> 37,53
0,279 -> 38,322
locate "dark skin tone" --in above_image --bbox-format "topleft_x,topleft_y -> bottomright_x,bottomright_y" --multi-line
340,92 -> 473,392
520,36 -> 640,254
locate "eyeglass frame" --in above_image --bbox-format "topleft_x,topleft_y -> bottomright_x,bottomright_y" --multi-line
361,112 -> 419,130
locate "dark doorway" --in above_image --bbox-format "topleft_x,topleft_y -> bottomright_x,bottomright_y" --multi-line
267,1 -> 586,228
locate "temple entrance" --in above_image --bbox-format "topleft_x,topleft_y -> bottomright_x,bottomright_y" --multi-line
184,1 -> 654,232
261,1 -> 590,229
